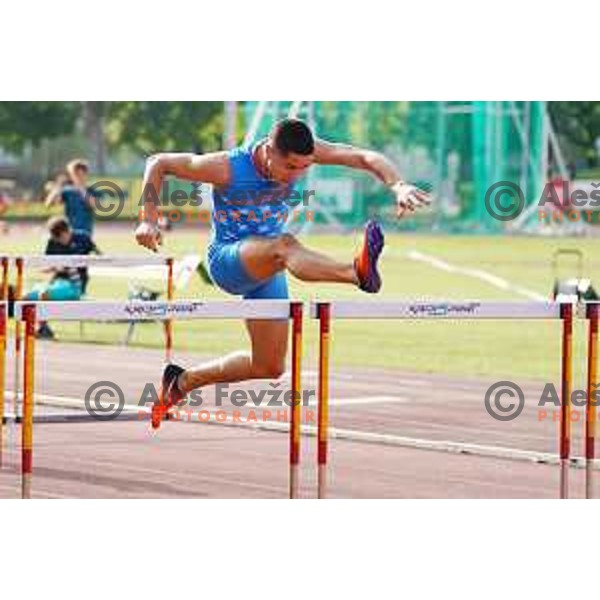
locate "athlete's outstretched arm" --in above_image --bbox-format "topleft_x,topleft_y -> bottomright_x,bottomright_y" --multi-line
136,152 -> 230,251
314,140 -> 401,185
314,139 -> 431,218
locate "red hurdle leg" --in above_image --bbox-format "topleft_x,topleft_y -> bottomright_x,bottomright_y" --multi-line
586,303 -> 598,499
165,258 -> 174,363
14,258 -> 24,420
162,259 -> 175,423
22,304 -> 36,499
560,303 -> 573,499
317,303 -> 331,499
289,302 -> 303,499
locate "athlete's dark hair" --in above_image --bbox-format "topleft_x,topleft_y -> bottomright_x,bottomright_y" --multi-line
48,215 -> 70,238
66,158 -> 89,174
272,118 -> 315,156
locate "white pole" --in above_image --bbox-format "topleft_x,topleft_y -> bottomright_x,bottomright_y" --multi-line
243,101 -> 269,146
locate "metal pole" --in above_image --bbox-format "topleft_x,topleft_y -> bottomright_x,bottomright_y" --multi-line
586,303 -> 598,498
13,258 -> 24,420
317,303 -> 331,499
165,258 -> 174,363
22,304 -> 36,499
289,302 -> 303,499
560,303 -> 573,499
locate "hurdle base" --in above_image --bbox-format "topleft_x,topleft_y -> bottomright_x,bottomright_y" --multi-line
22,473 -> 31,499
560,460 -> 569,499
318,465 -> 327,499
289,464 -> 299,499
586,461 -> 595,499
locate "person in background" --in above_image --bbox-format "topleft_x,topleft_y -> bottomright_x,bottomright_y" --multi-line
45,159 -> 99,237
24,216 -> 100,339
45,159 -> 100,293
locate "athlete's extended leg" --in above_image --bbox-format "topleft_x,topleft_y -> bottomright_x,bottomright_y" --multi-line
151,221 -> 384,428
239,220 -> 384,292
239,234 -> 356,284
179,319 -> 288,391
151,319 -> 288,428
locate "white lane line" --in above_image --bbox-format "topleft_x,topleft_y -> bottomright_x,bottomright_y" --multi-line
5,391 -> 405,410
5,392 -> 141,411
407,250 -> 547,302
7,391 -> 592,469
232,420 -> 590,469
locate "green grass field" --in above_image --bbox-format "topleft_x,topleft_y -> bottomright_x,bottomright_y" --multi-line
4,223 -> 598,383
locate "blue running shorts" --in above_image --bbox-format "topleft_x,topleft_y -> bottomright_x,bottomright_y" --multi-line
206,241 -> 289,300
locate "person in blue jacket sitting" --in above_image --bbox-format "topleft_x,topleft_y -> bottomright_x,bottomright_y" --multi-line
24,216 -> 100,339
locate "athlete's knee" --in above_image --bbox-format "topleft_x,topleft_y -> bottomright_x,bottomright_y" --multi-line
251,359 -> 286,380
272,233 -> 299,267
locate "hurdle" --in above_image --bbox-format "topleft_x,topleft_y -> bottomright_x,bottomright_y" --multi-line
586,302 -> 599,499
14,299 -> 303,499
10,255 -> 174,421
311,300 -> 573,499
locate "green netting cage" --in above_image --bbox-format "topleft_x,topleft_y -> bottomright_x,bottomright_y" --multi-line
243,101 -> 546,234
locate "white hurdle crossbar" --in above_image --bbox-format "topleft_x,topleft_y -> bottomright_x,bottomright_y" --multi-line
309,300 -> 562,320
14,299 -> 294,322
19,255 -> 174,268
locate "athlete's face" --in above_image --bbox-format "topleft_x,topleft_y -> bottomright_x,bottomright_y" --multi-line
56,229 -> 73,246
68,166 -> 89,187
267,146 -> 314,184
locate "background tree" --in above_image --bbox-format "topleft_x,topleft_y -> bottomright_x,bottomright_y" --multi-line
0,102 -> 79,153
548,101 -> 600,166
82,101 -> 108,173
107,102 -> 224,156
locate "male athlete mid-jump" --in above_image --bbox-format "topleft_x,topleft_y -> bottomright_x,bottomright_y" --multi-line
135,118 -> 430,428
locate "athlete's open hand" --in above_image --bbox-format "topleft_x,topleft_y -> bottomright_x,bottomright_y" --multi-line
391,181 -> 431,219
135,221 -> 162,252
